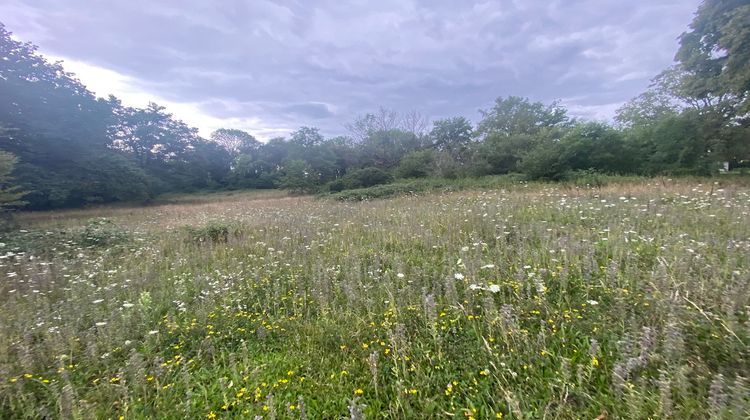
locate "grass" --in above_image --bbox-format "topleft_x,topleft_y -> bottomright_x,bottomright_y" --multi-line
1,178 -> 749,418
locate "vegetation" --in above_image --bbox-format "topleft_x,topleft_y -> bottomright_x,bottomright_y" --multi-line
1,1 -> 749,417
2,179 -> 750,418
1,0 -> 749,211
0,150 -> 27,212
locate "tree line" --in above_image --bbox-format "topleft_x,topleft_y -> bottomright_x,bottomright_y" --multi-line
1,0 -> 748,210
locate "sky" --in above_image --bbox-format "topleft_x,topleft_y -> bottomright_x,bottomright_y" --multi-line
0,0 -> 701,139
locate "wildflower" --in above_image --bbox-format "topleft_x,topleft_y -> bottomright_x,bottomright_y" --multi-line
354,388 -> 364,395
591,356 -> 599,367
396,273 -> 405,278
207,412 -> 217,419
587,300 -> 599,305
488,284 -> 501,293
480,369 -> 490,376
454,273 -> 465,280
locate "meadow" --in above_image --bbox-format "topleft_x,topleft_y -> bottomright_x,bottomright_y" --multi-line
1,180 -> 749,419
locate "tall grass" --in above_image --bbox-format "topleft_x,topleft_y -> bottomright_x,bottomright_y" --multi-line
1,179 -> 749,418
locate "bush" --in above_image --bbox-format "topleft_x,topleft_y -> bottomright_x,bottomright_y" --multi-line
341,167 -> 393,189
395,150 -> 434,179
184,221 -> 240,244
77,218 -> 129,247
564,169 -> 608,188
327,179 -> 347,193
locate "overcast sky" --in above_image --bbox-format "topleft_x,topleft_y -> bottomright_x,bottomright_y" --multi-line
1,0 -> 700,139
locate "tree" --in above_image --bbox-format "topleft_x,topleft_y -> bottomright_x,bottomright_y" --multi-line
473,133 -> 538,175
401,110 -> 430,137
110,102 -> 201,165
290,126 -> 324,148
558,122 -> 635,174
476,96 -> 570,138
676,0 -> 750,115
0,24 -> 151,209
210,128 -> 261,157
346,107 -> 429,142
430,117 -> 474,160
0,150 -> 26,210
615,88 -> 680,129
396,150 -> 435,179
359,129 -> 423,168
279,159 -> 316,194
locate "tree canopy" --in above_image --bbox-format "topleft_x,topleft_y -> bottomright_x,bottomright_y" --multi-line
1,0 -> 748,209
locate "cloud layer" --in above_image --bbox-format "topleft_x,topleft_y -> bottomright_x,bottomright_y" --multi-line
1,0 -> 700,138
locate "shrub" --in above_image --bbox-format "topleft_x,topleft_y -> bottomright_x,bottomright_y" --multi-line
395,150 -> 434,179
342,167 -> 393,189
184,221 -> 239,244
77,218 -> 129,247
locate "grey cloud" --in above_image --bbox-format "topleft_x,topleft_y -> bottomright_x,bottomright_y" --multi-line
0,0 -> 701,138
281,103 -> 335,119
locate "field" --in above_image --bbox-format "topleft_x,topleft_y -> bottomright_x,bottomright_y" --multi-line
1,180 -> 749,418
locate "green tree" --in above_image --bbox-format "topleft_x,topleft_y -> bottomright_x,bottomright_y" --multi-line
360,129 -> 423,168
615,88 -> 680,129
476,96 -> 570,138
558,122 -> 635,174
430,117 -> 473,161
0,150 -> 26,210
0,24 -> 151,208
290,126 -> 324,148
396,150 -> 435,179
676,0 -> 750,115
279,160 -> 316,194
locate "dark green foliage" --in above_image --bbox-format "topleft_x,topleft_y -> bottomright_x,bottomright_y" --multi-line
279,159 -> 317,194
517,140 -> 568,180
0,150 -> 27,210
341,167 -> 394,189
558,122 -> 635,174
676,0 -> 750,115
359,129 -> 424,168
2,0 -> 750,211
0,23 -> 232,209
396,150 -> 435,179
430,117 -> 473,161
